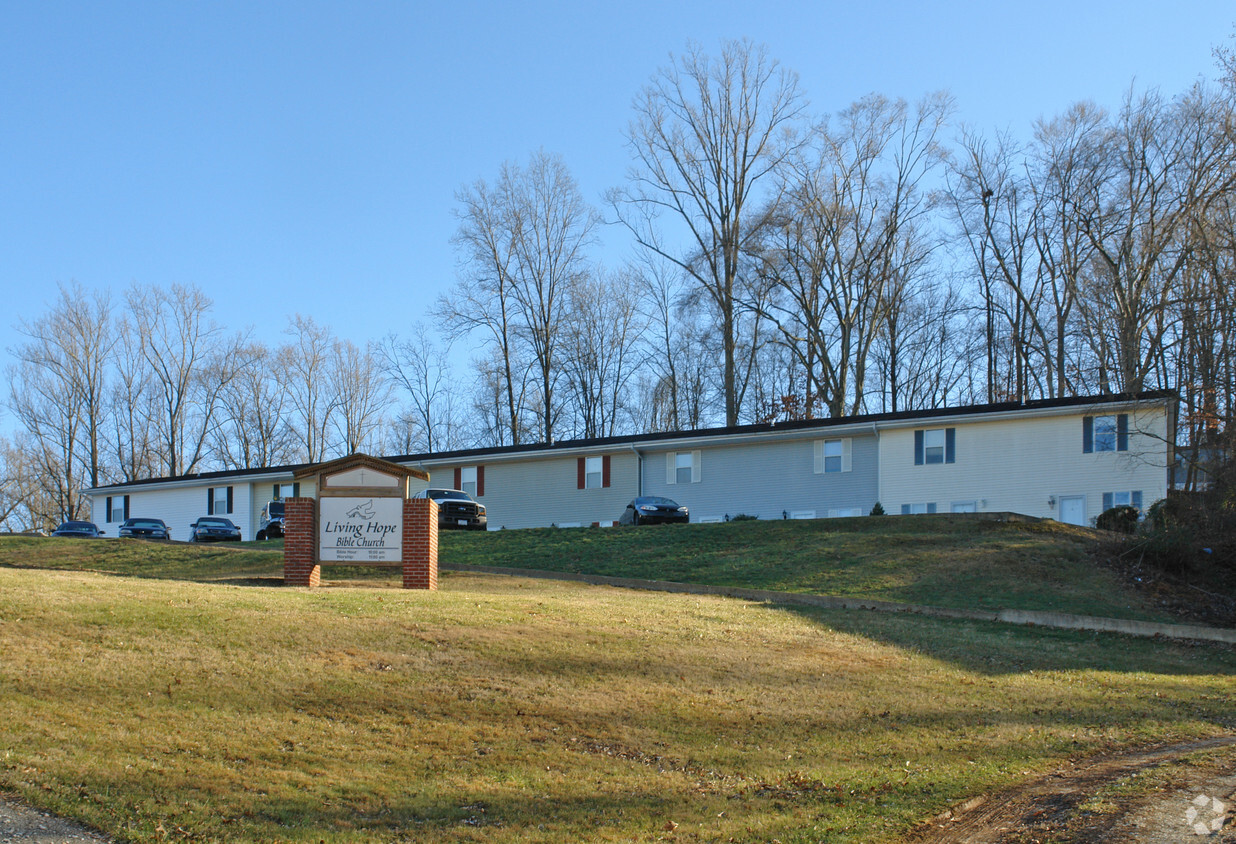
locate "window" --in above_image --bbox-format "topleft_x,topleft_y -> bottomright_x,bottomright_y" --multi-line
676,452 -> 692,484
828,507 -> 863,518
914,428 -> 955,465
814,438 -> 851,474
666,451 -> 701,485
454,466 -> 484,497
900,502 -> 937,514
106,495 -> 129,523
1083,414 -> 1129,453
272,482 -> 300,500
577,455 -> 611,489
207,486 -> 233,515
1102,490 -> 1143,511
951,501 -> 977,513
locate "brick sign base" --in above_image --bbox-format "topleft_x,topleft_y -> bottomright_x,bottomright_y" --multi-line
283,496 -> 438,589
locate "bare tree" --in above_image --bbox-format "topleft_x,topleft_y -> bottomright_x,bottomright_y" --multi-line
438,171 -> 529,446
280,314 -> 337,463
381,324 -> 460,454
111,313 -> 161,482
127,283 -> 243,476
441,151 -> 597,444
212,342 -> 295,469
948,128 -> 1051,401
560,267 -> 646,438
8,282 -> 114,497
329,338 -> 390,455
612,38 -> 806,426
757,93 -> 952,415
1071,84 -> 1236,392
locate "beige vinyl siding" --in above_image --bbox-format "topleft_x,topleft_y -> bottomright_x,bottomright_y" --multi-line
878,405 -> 1169,522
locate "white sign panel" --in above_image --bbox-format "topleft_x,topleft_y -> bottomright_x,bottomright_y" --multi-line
319,497 -> 403,563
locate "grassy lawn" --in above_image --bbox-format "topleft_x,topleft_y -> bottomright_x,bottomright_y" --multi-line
1,561 -> 1233,844
438,515 -> 1173,621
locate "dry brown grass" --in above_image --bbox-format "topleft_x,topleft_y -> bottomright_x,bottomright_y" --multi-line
1,565 -> 1233,843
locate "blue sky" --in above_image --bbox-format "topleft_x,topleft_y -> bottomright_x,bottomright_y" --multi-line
1,1 -> 1233,434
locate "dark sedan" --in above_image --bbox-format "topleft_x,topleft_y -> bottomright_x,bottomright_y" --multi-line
118,518 -> 170,540
189,517 -> 242,542
618,496 -> 689,526
51,520 -> 104,538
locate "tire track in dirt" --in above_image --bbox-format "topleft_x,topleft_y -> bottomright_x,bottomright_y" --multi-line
906,736 -> 1236,843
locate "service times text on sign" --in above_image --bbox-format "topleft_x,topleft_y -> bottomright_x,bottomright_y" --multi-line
319,497 -> 403,562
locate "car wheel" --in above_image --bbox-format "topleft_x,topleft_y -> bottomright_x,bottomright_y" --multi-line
632,513 -> 640,526
256,530 -> 266,541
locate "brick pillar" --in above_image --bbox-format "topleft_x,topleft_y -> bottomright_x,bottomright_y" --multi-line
283,497 -> 320,587
402,498 -> 438,590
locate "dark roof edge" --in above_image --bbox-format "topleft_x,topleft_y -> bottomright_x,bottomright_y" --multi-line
86,390 -> 1176,492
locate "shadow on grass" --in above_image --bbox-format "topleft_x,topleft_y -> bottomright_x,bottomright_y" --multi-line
772,601 -> 1236,678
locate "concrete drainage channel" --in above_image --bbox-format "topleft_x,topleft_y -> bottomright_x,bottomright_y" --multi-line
442,564 -> 1236,645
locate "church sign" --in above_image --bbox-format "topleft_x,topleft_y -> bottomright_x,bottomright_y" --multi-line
283,453 -> 438,589
319,497 -> 403,562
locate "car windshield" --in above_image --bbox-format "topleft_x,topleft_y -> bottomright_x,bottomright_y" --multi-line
637,497 -> 680,507
126,519 -> 165,529
197,518 -> 234,528
58,522 -> 94,531
266,502 -> 285,517
428,490 -> 472,501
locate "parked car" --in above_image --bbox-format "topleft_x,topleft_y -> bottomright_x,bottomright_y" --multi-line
411,488 -> 487,530
51,520 -> 104,538
618,496 -> 689,526
255,501 -> 285,540
118,518 -> 169,540
189,517 -> 242,542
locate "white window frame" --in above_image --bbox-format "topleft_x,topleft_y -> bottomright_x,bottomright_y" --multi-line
460,466 -> 478,497
923,429 -> 946,464
109,499 -> 125,523
814,438 -> 852,474
1093,415 -> 1118,452
666,450 -> 701,485
584,456 -> 603,490
212,486 -> 230,515
900,502 -> 937,515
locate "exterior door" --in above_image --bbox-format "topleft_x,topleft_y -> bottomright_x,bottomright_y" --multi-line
1059,495 -> 1086,526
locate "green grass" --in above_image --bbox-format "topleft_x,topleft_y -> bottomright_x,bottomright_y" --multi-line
0,516 -> 1185,624
1,562 -> 1233,844
440,515 -> 1173,621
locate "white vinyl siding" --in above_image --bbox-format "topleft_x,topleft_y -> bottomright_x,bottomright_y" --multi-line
666,450 -> 701,485
814,438 -> 852,474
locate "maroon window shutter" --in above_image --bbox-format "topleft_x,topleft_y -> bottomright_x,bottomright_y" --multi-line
602,455 -> 611,488
476,465 -> 485,497
454,467 -> 461,490
577,457 -> 585,489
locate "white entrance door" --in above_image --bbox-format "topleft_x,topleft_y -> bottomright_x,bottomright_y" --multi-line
1059,495 -> 1086,526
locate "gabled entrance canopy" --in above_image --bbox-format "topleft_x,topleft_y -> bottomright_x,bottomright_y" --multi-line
293,453 -> 429,497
